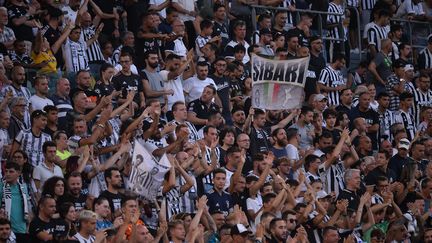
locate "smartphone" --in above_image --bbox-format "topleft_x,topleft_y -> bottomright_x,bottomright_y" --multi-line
106,229 -> 116,237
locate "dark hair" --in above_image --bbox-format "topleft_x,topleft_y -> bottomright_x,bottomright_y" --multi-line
144,49 -> 159,59
304,154 -> 319,170
43,105 -> 58,113
332,53 -> 345,63
233,44 -> 246,53
172,101 -> 185,112
377,91 -> 390,99
258,13 -> 271,23
226,146 -> 242,156
378,9 -> 390,18
323,108 -> 337,119
204,84 -> 217,95
121,195 -> 137,207
5,161 -> 21,172
219,127 -> 236,146
263,192 -> 277,203
104,167 -> 120,183
399,91 -> 414,101
252,153 -> 264,162
200,19 -> 213,30
99,63 -> 114,78
58,202 -> 74,219
93,196 -> 109,209
213,168 -> 226,177
335,111 -> 348,127
390,23 -> 403,33
43,141 -> 57,154
269,218 -> 285,230
398,42 -> 410,52
323,226 -> 339,236
300,106 -> 313,116
203,125 -> 217,135
41,176 -> 66,198
286,127 -> 298,140
213,3 -> 225,12
0,218 -> 10,226
166,6 -> 177,15
197,61 -> 209,68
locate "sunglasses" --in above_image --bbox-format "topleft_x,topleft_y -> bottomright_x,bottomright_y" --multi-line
287,218 -> 297,223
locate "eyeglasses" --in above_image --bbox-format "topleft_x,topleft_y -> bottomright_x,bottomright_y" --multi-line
287,218 -> 297,224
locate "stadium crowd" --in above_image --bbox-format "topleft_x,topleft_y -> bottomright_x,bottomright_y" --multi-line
0,0 -> 431,242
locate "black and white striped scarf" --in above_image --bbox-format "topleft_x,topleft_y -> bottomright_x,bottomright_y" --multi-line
1,181 -> 29,221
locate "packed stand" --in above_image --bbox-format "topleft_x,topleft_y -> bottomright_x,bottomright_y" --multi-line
0,0 -> 431,242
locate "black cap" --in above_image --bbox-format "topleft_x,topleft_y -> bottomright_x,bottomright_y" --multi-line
309,35 -> 321,43
392,59 -> 405,69
31,110 -> 47,121
231,224 -> 250,235
259,28 -> 272,36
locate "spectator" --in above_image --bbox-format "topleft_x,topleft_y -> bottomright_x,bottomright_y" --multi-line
418,34 -> 432,75
32,141 -> 63,190
29,76 -> 54,111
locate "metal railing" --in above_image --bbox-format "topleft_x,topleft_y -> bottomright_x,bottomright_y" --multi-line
250,5 -> 363,61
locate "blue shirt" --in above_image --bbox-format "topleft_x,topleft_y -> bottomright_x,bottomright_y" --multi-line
0,181 -> 28,233
206,189 -> 233,216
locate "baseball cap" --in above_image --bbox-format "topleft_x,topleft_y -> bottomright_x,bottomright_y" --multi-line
314,94 -> 328,102
31,110 -> 47,121
404,64 -> 414,72
259,28 -> 272,36
230,224 -> 250,235
316,190 -> 331,199
398,138 -> 410,150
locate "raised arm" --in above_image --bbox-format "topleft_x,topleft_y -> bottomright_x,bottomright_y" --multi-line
51,22 -> 73,54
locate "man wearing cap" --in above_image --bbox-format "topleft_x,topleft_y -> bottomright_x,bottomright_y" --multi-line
231,223 -> 250,241
257,28 -> 274,57
385,59 -> 412,111
389,138 -> 411,181
419,34 -> 432,75
312,94 -> 328,114
394,92 -> 416,141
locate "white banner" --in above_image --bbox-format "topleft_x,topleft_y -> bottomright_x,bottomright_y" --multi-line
128,141 -> 171,200
251,54 -> 309,110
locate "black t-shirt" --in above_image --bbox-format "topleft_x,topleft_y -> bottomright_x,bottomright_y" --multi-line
209,74 -> 230,119
249,126 -> 271,155
212,21 -> 229,50
29,217 -> 56,243
94,81 -> 115,97
349,106 -> 380,150
187,98 -> 220,130
337,188 -> 361,211
305,52 -> 326,101
7,4 -> 34,41
93,0 -> 116,35
59,193 -> 87,211
99,190 -> 124,213
112,72 -> 144,105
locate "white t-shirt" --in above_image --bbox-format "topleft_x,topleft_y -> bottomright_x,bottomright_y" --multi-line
29,95 -> 54,111
286,144 -> 300,161
183,76 -> 217,103
223,167 -> 235,190
33,162 -> 64,190
149,0 -> 167,18
115,63 -> 139,75
160,70 -> 185,111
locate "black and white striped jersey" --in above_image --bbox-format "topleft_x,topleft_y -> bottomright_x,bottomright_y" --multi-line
412,88 -> 432,126
201,146 -> 221,186
394,109 -> 416,141
327,2 -> 345,41
318,65 -> 345,106
81,25 -> 104,63
361,0 -> 376,10
418,47 -> 432,71
15,129 -> 52,167
318,161 -> 345,197
367,22 -> 390,52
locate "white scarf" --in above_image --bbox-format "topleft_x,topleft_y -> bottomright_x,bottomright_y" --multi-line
2,181 -> 29,221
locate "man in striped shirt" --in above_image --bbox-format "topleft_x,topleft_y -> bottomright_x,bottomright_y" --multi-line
366,9 -> 390,58
318,53 -> 347,107
394,92 -> 416,141
51,78 -> 73,126
80,13 -> 105,81
412,74 -> 432,126
74,210 -> 97,243
418,34 -> 432,75
327,0 -> 345,60
11,110 -> 51,167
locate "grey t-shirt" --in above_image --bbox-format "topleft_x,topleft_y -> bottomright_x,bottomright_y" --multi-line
289,123 -> 315,150
142,69 -> 166,105
368,52 -> 393,88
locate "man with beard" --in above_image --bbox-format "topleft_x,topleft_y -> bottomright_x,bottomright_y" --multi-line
232,107 -> 247,135
100,167 -> 124,214
29,76 -> 54,111
187,85 -> 220,131
222,146 -> 243,190
0,65 -> 31,127
56,172 -> 87,212
184,62 -> 217,103
290,106 -> 315,150
29,196 -> 58,243
209,57 -> 231,124
160,53 -> 194,115
197,111 -> 224,138
336,89 -> 354,114
69,70 -> 99,108
142,50 -> 174,108
236,133 -> 253,173
171,101 -> 200,142
269,218 -> 288,243
376,92 -> 394,142
305,36 -> 326,101
337,169 -> 363,210
271,128 -> 288,159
